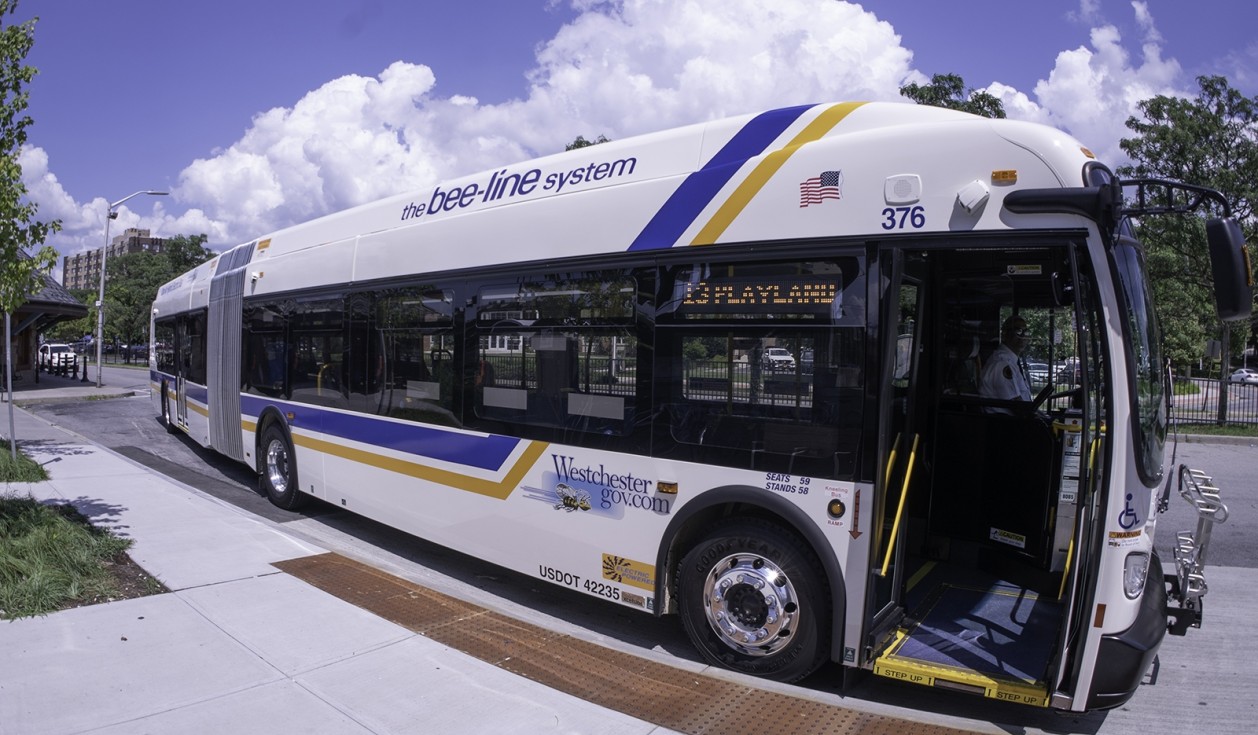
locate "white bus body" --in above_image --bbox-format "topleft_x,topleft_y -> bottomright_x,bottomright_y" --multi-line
151,101 -> 1247,711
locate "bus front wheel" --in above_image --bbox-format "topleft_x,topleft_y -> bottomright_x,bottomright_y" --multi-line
260,423 -> 307,510
678,519 -> 829,683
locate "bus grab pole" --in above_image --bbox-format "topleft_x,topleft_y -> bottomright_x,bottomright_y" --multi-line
880,433 -> 919,577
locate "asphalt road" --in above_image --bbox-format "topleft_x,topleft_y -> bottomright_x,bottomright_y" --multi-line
23,376 -> 1257,734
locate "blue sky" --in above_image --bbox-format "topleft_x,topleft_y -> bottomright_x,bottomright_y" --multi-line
14,0 -> 1258,274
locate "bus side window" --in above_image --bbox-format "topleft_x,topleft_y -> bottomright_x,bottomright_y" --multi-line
663,330 -> 863,479
472,274 -> 637,439
349,288 -> 457,426
656,256 -> 866,480
287,298 -> 345,407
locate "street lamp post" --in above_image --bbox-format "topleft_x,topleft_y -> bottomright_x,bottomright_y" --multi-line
96,190 -> 167,387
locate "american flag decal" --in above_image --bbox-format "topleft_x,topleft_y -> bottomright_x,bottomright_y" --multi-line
800,170 -> 843,207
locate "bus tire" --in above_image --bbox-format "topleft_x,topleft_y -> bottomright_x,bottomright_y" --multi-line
678,519 -> 829,683
161,383 -> 178,434
260,423 -> 307,510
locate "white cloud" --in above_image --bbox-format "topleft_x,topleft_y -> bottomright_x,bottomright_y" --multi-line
172,0 -> 918,248
21,145 -> 172,280
29,0 -> 1204,264
521,0 -> 914,145
1024,2 -> 1185,163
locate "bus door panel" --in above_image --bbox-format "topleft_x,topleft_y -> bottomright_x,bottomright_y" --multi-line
864,248 -> 926,656
172,317 -> 190,430
1048,243 -> 1106,700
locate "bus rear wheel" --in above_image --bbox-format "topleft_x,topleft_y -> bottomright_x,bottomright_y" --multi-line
260,423 -> 307,510
678,519 -> 829,683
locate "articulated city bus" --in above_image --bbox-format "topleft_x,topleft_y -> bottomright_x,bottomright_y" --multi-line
150,101 -> 1250,711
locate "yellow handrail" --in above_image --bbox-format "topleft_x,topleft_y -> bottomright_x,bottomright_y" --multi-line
880,433 -> 919,577
882,433 -> 902,492
1057,537 -> 1074,600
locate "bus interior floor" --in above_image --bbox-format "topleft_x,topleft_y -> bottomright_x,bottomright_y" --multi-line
892,558 -> 1064,686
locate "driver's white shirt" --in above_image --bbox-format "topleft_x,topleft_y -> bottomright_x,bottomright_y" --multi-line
980,344 -> 1031,402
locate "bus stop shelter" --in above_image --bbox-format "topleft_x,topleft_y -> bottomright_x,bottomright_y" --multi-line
2,265 -> 88,383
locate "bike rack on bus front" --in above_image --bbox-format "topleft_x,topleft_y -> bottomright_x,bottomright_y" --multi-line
1165,465 -> 1229,635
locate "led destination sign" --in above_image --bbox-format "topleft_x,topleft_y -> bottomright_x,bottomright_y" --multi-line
679,275 -> 840,315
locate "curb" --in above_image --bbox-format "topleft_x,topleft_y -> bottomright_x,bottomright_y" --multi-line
1175,433 -> 1256,447
4,390 -> 144,408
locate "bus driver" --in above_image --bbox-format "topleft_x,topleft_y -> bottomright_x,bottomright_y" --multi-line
980,315 -> 1032,405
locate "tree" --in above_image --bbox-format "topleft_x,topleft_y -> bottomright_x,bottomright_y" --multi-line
161,233 -> 215,274
44,288 -> 94,344
0,1 -> 58,459
899,73 -> 1006,119
1119,76 -> 1258,373
102,234 -> 213,358
565,134 -> 610,151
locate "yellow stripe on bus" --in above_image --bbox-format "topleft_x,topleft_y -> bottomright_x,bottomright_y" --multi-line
690,101 -> 866,245
292,433 -> 549,500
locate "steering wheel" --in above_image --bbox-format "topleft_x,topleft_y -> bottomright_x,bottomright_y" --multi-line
1032,383 -> 1081,412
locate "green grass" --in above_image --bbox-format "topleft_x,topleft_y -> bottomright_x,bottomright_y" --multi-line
1174,423 -> 1258,437
0,494 -> 140,619
0,440 -> 48,483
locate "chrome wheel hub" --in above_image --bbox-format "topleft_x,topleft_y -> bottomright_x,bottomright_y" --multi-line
265,439 -> 290,494
701,553 -> 798,656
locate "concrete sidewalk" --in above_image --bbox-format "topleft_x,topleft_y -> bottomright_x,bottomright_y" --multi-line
0,405 -> 673,735
1,367 -> 142,406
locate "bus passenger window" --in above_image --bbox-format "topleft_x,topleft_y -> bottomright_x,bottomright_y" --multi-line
287,298 -> 345,407
369,287 -> 456,426
656,256 -> 866,479
473,274 -> 637,437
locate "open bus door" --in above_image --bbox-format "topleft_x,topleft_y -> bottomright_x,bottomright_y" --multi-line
172,317 -> 189,430
863,248 -> 925,664
863,241 -> 1104,707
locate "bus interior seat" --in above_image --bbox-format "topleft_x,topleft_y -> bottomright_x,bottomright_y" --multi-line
929,408 -> 1058,573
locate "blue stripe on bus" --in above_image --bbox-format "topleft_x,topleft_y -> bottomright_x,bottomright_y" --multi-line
152,371 -> 210,406
240,394 -> 520,473
185,383 -> 209,404
626,103 -> 815,252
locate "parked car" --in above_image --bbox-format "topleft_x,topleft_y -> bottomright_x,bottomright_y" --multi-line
761,347 -> 796,372
38,343 -> 77,375
1056,358 -> 1082,384
1026,362 -> 1050,384
1229,368 -> 1258,385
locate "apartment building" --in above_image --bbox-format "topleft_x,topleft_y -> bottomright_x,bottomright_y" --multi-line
61,228 -> 168,291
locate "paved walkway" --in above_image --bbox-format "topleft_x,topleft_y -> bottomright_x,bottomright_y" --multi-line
0,400 -> 675,734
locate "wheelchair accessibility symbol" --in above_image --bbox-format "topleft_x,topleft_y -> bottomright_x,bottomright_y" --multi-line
1118,493 -> 1140,530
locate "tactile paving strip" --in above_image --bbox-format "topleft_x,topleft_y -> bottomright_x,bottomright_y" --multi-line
274,552 -> 974,735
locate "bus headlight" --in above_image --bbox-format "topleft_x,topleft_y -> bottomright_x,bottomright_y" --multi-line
1123,552 -> 1150,599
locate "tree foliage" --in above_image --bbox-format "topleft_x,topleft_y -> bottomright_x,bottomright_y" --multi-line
0,1 -> 57,456
0,1 -> 58,319
565,134 -> 610,151
899,73 -> 1006,119
1119,75 -> 1258,370
99,234 -> 214,350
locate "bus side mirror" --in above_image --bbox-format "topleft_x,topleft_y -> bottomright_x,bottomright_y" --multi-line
1206,217 -> 1253,322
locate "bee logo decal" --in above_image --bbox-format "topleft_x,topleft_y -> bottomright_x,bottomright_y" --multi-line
554,483 -> 591,512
